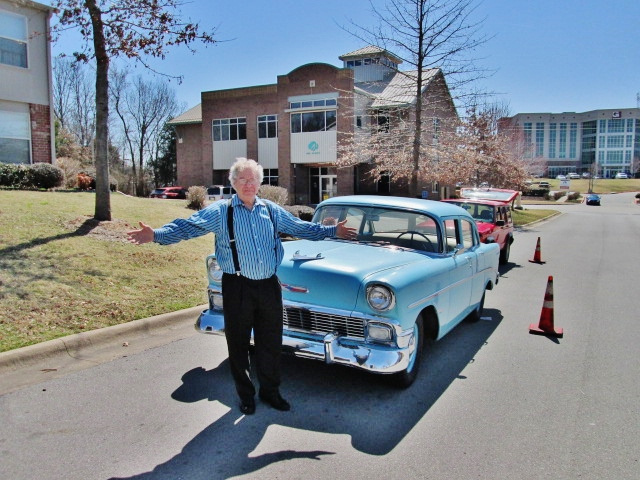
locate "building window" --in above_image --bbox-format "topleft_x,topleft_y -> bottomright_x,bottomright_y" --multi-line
0,106 -> 31,163
523,122 -> 532,157
262,168 -> 278,186
258,115 -> 277,139
626,135 -> 633,148
582,121 -> 597,136
373,111 -> 390,134
356,116 -> 362,128
608,119 -> 624,133
558,123 -> 567,158
569,123 -> 577,158
289,98 -> 337,110
0,10 -> 27,68
212,117 -> 246,141
598,119 -> 606,133
549,123 -> 556,158
433,117 -> 441,144
290,110 -> 336,133
606,150 -> 623,164
535,122 -> 544,157
607,135 -> 624,148
626,118 -> 634,133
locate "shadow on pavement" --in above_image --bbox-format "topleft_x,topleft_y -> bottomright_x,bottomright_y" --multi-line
110,308 -> 503,479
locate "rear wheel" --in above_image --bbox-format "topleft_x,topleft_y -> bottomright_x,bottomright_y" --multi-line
499,239 -> 511,265
391,316 -> 424,388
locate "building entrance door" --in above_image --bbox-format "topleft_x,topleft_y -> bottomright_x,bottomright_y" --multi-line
320,175 -> 337,201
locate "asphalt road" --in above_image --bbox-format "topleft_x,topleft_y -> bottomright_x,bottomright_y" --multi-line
1,192 -> 639,480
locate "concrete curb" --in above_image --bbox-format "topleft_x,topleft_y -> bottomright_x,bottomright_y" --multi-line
0,305 -> 206,372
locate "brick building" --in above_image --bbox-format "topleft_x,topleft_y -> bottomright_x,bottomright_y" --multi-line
169,46 -> 458,204
0,0 -> 55,165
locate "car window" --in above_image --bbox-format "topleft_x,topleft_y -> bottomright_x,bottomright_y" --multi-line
461,218 -> 476,248
444,219 -> 458,252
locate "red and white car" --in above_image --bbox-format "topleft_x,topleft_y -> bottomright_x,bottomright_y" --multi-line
442,188 -> 520,265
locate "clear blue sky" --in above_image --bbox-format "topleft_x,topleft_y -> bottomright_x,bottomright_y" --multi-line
50,0 -> 640,116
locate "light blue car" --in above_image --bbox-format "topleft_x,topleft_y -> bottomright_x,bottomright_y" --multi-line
196,195 -> 500,387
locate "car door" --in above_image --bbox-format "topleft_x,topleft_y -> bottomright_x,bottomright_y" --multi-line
440,217 -> 475,336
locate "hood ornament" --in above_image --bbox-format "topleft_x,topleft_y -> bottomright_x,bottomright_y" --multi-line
291,250 -> 324,261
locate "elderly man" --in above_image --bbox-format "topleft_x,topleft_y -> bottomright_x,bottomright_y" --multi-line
128,158 -> 355,415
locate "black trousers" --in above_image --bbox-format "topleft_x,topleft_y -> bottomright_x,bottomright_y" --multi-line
221,273 -> 283,402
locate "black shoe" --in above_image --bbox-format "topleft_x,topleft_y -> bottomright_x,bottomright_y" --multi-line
240,399 -> 255,415
259,391 -> 291,411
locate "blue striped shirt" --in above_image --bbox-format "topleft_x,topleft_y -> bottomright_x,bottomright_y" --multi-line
153,195 -> 337,280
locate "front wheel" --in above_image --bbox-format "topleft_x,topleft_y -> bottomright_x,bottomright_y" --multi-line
467,291 -> 486,322
391,316 -> 424,388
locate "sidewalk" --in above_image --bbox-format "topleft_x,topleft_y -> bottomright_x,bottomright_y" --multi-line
0,305 -> 206,395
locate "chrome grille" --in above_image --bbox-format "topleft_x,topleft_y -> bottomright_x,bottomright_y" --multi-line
283,306 -> 364,339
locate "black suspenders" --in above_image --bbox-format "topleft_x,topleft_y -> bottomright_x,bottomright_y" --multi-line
226,198 -> 277,277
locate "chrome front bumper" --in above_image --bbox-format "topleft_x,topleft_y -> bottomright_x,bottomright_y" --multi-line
195,309 -> 414,374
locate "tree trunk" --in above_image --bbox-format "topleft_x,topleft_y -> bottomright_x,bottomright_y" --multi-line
86,0 -> 111,221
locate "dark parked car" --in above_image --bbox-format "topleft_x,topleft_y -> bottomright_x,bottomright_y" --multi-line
150,186 -> 188,199
585,194 -> 601,206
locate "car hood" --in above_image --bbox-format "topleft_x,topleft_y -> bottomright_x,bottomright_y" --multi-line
278,239 -> 426,311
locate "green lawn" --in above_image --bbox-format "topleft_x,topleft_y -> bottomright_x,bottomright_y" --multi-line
539,177 -> 640,194
0,190 -> 213,352
0,189 -> 564,352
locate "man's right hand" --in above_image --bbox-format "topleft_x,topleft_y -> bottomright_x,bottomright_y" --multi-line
127,222 -> 154,245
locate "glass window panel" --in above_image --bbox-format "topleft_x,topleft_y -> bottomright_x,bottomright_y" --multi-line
258,122 -> 266,139
291,113 -> 301,133
0,37 -> 27,67
313,100 -> 325,107
0,110 -> 30,137
325,110 -> 336,131
267,121 -> 276,138
0,138 -> 30,164
0,12 -> 27,39
326,99 -> 337,106
461,219 -> 475,247
301,101 -> 313,108
608,119 -> 624,133
302,111 -> 325,132
627,119 -> 634,132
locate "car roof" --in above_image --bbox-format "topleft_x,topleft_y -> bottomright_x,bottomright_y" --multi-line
443,198 -> 505,207
317,195 -> 472,218
457,187 -> 520,203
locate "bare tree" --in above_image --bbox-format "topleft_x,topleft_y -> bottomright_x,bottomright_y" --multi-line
110,70 -> 180,196
339,0 -> 490,196
455,101 -> 530,188
52,0 -> 216,220
52,58 -> 95,148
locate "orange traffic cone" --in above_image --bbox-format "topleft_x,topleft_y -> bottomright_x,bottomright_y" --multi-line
529,276 -> 563,337
528,237 -> 545,264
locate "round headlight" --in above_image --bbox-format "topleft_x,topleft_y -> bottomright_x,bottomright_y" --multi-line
366,284 -> 395,311
208,258 -> 223,285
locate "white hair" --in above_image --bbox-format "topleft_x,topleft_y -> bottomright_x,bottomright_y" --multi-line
229,157 -> 263,186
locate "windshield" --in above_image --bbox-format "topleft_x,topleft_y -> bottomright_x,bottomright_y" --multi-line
447,202 -> 494,223
313,205 -> 442,253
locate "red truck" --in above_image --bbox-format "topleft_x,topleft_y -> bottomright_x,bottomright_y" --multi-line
443,188 -> 520,265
